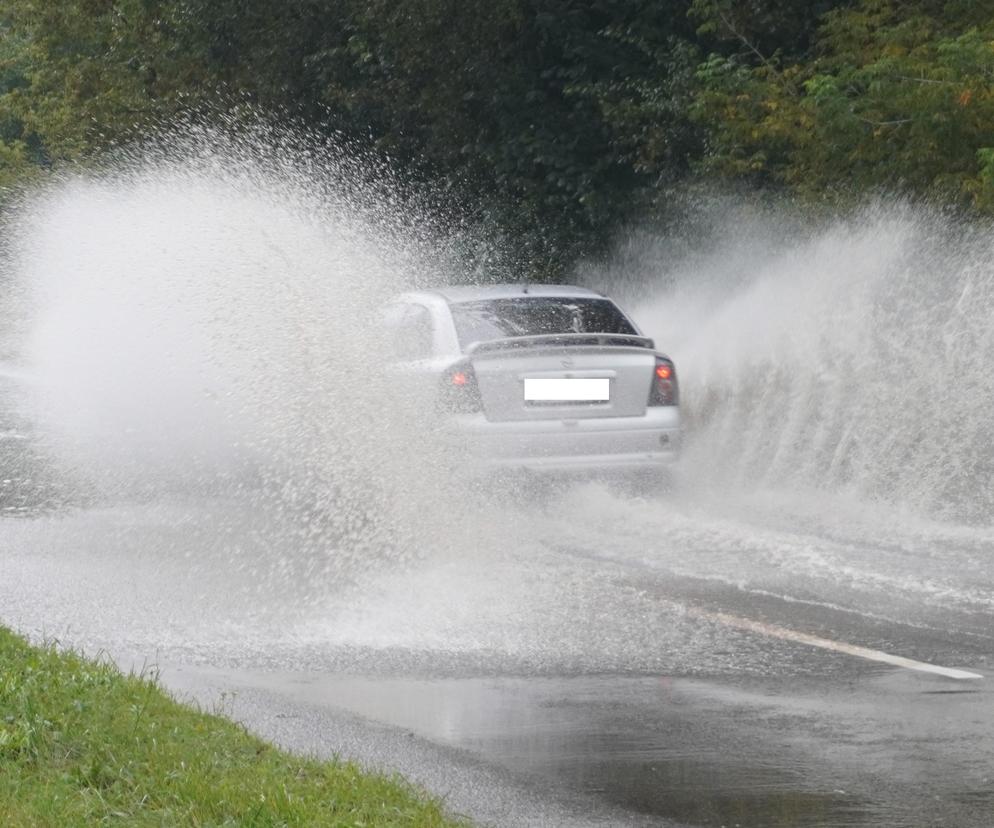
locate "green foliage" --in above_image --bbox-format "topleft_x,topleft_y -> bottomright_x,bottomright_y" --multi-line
5,0 -> 994,271
1,1 -> 210,166
179,0 -> 705,275
0,626 -> 464,825
690,0 -> 847,60
692,0 -> 994,210
0,0 -> 703,277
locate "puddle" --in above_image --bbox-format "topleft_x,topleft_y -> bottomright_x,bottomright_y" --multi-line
236,672 -> 895,827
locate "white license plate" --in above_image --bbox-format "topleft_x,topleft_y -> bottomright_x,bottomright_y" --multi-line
523,377 -> 610,402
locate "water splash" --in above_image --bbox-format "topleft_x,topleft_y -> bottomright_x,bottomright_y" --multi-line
3,126 -> 465,574
589,203 -> 994,524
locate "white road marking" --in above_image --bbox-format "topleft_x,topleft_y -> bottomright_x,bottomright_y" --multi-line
688,607 -> 985,681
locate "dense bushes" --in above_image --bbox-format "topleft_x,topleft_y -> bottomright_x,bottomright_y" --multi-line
2,1 -> 992,275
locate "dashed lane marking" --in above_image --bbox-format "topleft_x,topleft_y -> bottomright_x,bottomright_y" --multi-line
689,607 -> 984,680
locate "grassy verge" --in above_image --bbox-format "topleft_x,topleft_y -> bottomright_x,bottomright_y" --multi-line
0,627 -> 466,826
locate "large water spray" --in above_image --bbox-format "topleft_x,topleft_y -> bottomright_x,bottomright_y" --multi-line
7,131 -> 994,547
594,204 -> 994,524
4,136 -> 994,671
2,129 -> 471,576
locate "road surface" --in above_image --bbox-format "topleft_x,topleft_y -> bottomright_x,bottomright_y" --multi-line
1,479 -> 991,827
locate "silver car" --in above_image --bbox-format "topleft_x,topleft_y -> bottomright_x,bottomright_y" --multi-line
382,284 -> 680,481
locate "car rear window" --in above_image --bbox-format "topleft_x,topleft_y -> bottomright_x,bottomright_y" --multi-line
449,297 -> 638,346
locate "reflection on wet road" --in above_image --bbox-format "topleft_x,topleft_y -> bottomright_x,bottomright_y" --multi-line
2,485 -> 993,826
183,649 -> 992,827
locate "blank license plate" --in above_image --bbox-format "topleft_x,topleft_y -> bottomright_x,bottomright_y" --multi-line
524,378 -> 610,402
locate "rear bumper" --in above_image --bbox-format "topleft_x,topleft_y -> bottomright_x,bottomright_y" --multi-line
441,406 -> 680,475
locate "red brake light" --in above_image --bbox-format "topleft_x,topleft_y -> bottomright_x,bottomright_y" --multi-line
441,361 -> 483,414
648,357 -> 678,406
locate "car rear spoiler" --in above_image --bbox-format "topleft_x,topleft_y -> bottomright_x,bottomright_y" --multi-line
465,333 -> 656,354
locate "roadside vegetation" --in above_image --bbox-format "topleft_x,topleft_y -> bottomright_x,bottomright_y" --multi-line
2,1 -> 993,277
0,627 -> 465,826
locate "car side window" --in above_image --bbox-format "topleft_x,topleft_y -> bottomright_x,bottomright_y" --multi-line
388,303 -> 434,361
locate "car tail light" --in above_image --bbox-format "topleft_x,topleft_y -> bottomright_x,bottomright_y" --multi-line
440,360 -> 483,414
648,357 -> 678,406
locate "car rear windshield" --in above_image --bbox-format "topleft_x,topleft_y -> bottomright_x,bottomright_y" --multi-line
450,297 -> 638,346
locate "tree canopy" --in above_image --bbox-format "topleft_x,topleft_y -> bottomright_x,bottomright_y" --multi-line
2,0 -> 993,275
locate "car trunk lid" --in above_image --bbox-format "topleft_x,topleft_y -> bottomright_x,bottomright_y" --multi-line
466,335 -> 657,422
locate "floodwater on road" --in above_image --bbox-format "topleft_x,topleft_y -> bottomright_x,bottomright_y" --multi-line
186,666 -> 992,828
1,486 -> 993,827
4,147 -> 994,826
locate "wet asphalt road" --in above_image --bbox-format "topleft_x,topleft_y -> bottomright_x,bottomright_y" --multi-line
1,480 -> 993,827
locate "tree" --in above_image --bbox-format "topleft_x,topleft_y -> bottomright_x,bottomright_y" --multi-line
1,0 -> 705,277
183,0 -> 705,275
692,0 -> 994,210
0,0 -> 216,175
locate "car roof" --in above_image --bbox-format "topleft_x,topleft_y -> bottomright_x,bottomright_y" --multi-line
426,284 -> 606,304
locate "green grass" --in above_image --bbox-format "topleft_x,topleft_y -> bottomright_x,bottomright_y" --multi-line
0,627 -> 467,827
